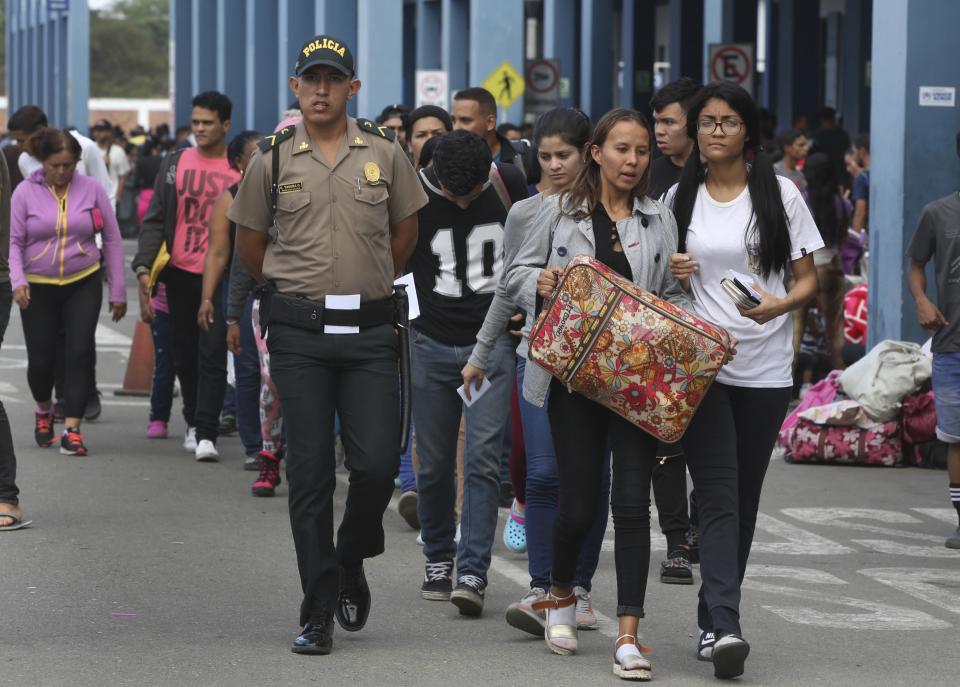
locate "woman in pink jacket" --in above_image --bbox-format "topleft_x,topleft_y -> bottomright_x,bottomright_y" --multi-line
9,128 -> 127,456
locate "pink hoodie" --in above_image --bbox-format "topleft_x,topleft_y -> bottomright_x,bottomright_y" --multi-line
9,168 -> 126,303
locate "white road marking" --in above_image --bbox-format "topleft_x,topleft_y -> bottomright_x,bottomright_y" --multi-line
782,507 -> 943,543
95,323 -> 133,346
860,568 -> 960,615
751,513 -> 853,555
912,508 -> 959,524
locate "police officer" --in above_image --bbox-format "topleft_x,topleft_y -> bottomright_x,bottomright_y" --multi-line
229,34 -> 427,655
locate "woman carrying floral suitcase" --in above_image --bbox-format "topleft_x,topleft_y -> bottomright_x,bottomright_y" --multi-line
505,108 -> 693,681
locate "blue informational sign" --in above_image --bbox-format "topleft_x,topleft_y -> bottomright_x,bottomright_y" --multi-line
48,0 -> 69,12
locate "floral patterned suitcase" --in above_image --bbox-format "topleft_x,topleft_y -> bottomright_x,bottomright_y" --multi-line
528,255 -> 734,443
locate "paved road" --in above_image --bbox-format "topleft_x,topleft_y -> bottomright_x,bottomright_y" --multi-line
2,243 -> 958,686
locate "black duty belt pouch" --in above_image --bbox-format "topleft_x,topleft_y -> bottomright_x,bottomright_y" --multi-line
267,293 -> 396,332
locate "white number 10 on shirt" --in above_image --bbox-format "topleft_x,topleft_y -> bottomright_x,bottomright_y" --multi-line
430,223 -> 504,297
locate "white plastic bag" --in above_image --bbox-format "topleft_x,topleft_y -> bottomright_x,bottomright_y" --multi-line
838,340 -> 931,421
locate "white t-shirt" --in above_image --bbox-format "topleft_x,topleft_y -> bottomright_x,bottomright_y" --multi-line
667,177 -> 823,387
101,142 -> 131,199
18,130 -> 115,204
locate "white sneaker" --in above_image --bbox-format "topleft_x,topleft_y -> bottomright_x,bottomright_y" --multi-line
183,427 -> 197,452
195,439 -> 219,462
573,586 -> 597,630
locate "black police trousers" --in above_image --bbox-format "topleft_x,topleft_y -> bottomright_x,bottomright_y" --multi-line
267,322 -> 400,625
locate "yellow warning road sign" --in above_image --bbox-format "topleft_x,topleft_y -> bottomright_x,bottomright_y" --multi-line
482,60 -> 525,109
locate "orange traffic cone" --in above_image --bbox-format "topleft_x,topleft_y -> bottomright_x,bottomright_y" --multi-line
115,320 -> 155,397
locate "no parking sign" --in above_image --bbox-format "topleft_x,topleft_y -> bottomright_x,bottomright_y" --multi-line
708,43 -> 754,96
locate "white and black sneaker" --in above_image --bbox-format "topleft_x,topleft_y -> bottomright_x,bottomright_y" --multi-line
450,574 -> 486,616
697,629 -> 716,661
711,633 -> 750,679
421,561 -> 454,601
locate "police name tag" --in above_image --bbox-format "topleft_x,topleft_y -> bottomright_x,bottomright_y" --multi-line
324,294 -> 361,334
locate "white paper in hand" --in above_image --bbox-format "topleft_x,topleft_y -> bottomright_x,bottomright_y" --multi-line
324,294 -> 361,334
457,377 -> 492,407
393,273 -> 420,320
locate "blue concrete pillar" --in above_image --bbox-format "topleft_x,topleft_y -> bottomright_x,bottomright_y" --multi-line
315,0 -> 358,116
544,0 -> 576,107
172,0 -> 193,127
356,0 -> 404,120
468,0 -> 525,124
217,0 -> 248,130
279,0 -> 316,121
668,0 -> 704,82
441,0 -> 468,94
702,0 -> 733,82
842,0 -> 871,135
868,0 -> 960,347
246,0 -> 278,132
620,0 -> 636,109
581,0 -> 615,119
191,0 -> 218,94
416,0 -> 442,70
65,0 -> 89,128
775,0 -> 820,125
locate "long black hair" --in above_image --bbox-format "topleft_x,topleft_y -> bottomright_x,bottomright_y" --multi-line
671,82 -> 791,279
532,107 -> 592,150
803,152 -> 843,248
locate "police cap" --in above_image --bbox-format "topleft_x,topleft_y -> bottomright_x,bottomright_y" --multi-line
295,35 -> 355,77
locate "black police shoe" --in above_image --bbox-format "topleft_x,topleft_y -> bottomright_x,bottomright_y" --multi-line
292,614 -> 334,655
335,564 -> 371,632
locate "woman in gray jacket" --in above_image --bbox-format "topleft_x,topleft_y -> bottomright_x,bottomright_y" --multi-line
503,108 -> 691,680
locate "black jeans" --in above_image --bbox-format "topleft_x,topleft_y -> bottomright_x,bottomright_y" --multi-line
652,445 -> 690,548
162,267 -> 226,442
267,323 -> 400,625
547,380 -> 659,617
0,282 -> 19,506
680,382 -> 792,636
20,272 -> 102,419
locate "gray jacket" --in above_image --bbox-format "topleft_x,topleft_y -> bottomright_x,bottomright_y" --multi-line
504,193 -> 692,407
467,193 -> 547,370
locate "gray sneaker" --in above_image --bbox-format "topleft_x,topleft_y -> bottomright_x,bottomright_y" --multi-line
946,526 -> 960,549
450,574 -> 486,616
505,587 -> 546,635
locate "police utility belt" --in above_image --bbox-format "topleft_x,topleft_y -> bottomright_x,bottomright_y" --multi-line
262,290 -> 398,332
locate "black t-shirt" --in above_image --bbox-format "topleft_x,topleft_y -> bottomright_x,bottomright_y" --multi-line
592,205 -> 633,281
410,163 -> 528,346
647,155 -> 683,201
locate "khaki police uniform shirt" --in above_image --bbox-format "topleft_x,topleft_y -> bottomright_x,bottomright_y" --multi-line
228,118 -> 428,302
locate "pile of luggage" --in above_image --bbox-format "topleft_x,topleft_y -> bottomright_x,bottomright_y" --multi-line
779,341 -> 947,468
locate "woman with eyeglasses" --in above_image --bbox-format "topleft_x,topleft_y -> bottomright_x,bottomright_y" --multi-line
667,82 -> 821,679
9,128 -> 127,456
505,108 -> 692,680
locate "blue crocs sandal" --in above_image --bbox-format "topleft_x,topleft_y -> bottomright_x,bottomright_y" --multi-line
503,499 -> 527,553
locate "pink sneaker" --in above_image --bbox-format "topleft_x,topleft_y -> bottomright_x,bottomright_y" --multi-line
146,420 -> 168,439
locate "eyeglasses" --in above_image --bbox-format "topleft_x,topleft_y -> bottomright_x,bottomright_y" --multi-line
697,118 -> 743,136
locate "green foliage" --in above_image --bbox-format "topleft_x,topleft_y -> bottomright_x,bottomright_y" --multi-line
90,0 -> 169,97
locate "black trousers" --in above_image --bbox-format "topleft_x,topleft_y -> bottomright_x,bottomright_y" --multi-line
652,444 -> 690,546
547,380 -> 659,617
162,267 -> 226,442
267,323 -> 400,625
20,272 -> 102,419
680,382 -> 792,636
0,282 -> 19,506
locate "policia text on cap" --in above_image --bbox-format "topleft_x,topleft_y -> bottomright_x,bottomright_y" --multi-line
227,34 -> 428,654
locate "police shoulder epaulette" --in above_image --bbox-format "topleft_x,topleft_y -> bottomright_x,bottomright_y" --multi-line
257,126 -> 295,153
356,118 -> 396,142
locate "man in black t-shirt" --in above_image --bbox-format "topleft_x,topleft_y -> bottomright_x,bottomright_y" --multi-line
648,78 -> 701,201
410,131 -> 528,616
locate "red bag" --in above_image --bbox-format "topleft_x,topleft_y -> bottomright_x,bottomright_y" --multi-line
787,417 -> 902,466
902,391 -> 936,445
